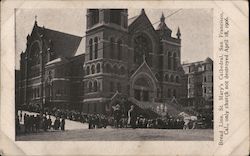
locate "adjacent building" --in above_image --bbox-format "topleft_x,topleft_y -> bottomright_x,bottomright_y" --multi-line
182,58 -> 213,110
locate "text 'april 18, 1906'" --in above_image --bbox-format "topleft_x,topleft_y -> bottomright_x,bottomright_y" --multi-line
218,12 -> 230,146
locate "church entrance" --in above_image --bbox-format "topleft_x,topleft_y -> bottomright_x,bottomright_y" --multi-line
132,76 -> 155,102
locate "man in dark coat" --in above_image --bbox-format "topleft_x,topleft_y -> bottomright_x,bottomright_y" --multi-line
54,117 -> 60,130
15,115 -> 20,134
128,105 -> 137,129
24,113 -> 27,133
88,115 -> 93,129
60,117 -> 65,131
35,114 -> 40,132
47,116 -> 52,130
113,104 -> 122,128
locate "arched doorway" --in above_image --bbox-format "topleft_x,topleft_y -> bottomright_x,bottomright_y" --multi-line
131,73 -> 156,102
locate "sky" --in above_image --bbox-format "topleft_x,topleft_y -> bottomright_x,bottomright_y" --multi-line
15,8 -> 213,69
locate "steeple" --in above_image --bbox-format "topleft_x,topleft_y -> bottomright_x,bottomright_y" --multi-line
141,9 -> 145,15
176,27 -> 181,39
160,13 -> 165,22
34,15 -> 38,26
156,12 -> 172,37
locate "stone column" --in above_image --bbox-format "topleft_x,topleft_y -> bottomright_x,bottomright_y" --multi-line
99,9 -> 105,24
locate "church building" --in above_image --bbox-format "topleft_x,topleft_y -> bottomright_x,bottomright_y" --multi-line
17,9 -> 188,116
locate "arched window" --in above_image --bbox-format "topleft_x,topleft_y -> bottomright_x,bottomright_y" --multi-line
117,40 -> 122,60
88,81 -> 93,92
110,82 -> 114,92
91,64 -> 95,74
96,63 -> 101,73
164,74 -> 169,82
168,52 -> 172,70
113,64 -> 118,74
93,80 -> 98,92
37,88 -> 40,97
134,34 -> 152,66
173,52 -> 177,70
110,38 -> 114,59
170,75 -> 174,82
204,76 -> 207,82
89,39 -> 93,60
120,66 -> 125,75
33,88 -> 36,98
105,63 -> 112,73
94,37 -> 98,59
173,89 -> 177,97
204,87 -> 207,94
176,76 -> 179,83
157,88 -> 161,98
86,66 -> 90,75
168,89 -> 171,98
117,83 -> 121,92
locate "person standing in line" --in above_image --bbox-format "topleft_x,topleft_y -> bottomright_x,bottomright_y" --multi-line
15,115 -> 20,134
128,105 -> 137,129
54,117 -> 60,130
88,115 -> 92,129
113,104 -> 122,128
20,110 -> 23,122
35,114 -> 40,132
61,117 -> 65,131
47,116 -> 52,130
24,113 -> 27,133
26,115 -> 31,133
43,116 -> 48,131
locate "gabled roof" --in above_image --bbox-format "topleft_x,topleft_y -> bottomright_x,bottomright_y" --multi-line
35,25 -> 82,58
204,57 -> 213,63
128,15 -> 139,26
128,9 -> 156,33
74,37 -> 85,56
130,59 -> 158,83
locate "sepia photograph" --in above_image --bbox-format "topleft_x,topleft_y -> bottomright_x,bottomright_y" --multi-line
1,0 -> 249,155
14,8 -> 214,141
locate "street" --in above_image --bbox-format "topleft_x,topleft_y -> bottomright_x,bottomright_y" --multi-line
16,128 -> 213,141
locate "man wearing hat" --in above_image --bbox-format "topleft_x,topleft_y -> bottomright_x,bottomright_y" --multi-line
128,105 -> 137,129
113,104 -> 122,128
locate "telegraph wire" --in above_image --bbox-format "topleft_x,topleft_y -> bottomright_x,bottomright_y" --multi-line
22,9 -> 183,78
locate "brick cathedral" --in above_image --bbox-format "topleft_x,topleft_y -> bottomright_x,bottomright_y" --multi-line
16,9 -> 213,116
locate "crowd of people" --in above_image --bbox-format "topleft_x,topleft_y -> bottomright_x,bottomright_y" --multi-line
16,110 -> 65,135
16,103 -> 213,135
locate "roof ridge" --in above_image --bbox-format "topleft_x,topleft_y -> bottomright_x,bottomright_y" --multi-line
38,26 -> 82,38
128,15 -> 139,20
130,60 -> 158,83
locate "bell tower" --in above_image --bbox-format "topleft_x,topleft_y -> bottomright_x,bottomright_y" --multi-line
83,9 -> 129,114
85,9 -> 128,61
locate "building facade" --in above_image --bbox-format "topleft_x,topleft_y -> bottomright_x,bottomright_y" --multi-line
17,20 -> 85,110
182,57 -> 213,108
82,9 -> 185,115
16,9 -> 212,116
